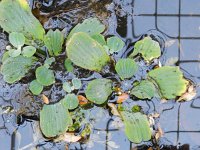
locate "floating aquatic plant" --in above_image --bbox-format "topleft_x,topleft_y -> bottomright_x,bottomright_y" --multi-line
130,36 -> 161,61
1,55 -> 37,83
0,6 -> 192,145
66,32 -> 110,71
40,102 -> 72,137
0,0 -> 45,41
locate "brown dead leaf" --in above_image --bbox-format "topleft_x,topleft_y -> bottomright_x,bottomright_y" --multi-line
177,84 -> 196,101
77,95 -> 88,105
42,94 -> 49,104
64,133 -> 82,143
107,103 -> 120,116
117,93 -> 129,103
155,124 -> 164,141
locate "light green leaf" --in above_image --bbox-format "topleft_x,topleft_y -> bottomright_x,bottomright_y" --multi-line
91,34 -> 106,46
115,58 -> 138,80
72,78 -> 82,90
36,66 -> 55,86
120,111 -> 151,143
1,55 -> 37,83
67,17 -> 105,39
64,58 -> 74,72
9,32 -> 25,48
1,51 -> 10,62
8,49 -> 21,57
44,57 -> 55,68
107,36 -> 125,54
29,80 -> 43,95
40,102 -> 72,137
44,29 -> 64,56
22,46 -> 36,57
130,37 -> 161,61
131,80 -> 156,99
148,66 -> 189,99
66,32 -> 110,72
63,82 -> 72,93
61,94 -> 79,110
0,0 -> 45,41
85,79 -> 112,104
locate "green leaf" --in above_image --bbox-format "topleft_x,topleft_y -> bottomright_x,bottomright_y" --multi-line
85,79 -> 112,104
130,37 -> 161,61
72,78 -> 82,90
22,46 -> 36,57
9,32 -> 25,48
115,58 -> 138,80
148,66 -> 189,99
29,80 -> 43,95
0,0 -> 45,41
61,94 -> 79,110
107,36 -> 125,54
64,58 -> 74,72
131,80 -> 156,99
67,17 -> 105,39
40,102 -> 72,137
44,29 -> 64,56
36,66 -> 55,86
91,34 -> 106,46
120,111 -> 151,143
8,49 -> 21,57
1,55 -> 37,83
63,82 -> 72,93
44,57 -> 55,68
66,32 -> 110,72
1,51 -> 10,62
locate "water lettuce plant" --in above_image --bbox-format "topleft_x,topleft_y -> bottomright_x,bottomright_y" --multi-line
0,0 -> 192,145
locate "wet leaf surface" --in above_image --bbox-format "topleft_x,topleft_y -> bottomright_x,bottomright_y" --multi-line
85,79 -> 112,104
66,32 -> 110,72
1,55 -> 37,83
40,102 -> 72,137
148,66 -> 189,99
115,58 -> 138,80
130,37 -> 161,61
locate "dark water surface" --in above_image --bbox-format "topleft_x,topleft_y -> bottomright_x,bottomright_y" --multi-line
0,0 -> 200,150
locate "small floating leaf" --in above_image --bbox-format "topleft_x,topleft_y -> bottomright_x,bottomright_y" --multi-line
0,0 -> 45,41
8,49 -> 21,57
120,111 -> 151,143
72,78 -> 82,90
40,102 -> 72,137
1,51 -> 10,62
22,46 -> 36,57
115,58 -> 138,80
66,32 -> 110,72
85,79 -> 112,104
131,80 -> 156,99
63,82 -> 72,93
61,94 -> 79,110
148,66 -> 189,99
29,80 -> 43,95
44,29 -> 64,56
44,57 -> 55,68
68,18 -> 105,39
9,32 -> 25,48
1,55 -> 37,83
107,36 -> 125,54
91,34 -> 106,46
64,58 -> 74,72
36,66 -> 55,86
130,37 -> 161,61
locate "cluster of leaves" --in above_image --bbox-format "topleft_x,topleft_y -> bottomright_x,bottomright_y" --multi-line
0,0 -> 191,144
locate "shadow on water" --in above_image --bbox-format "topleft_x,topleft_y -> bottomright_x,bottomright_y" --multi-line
0,0 -> 200,150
